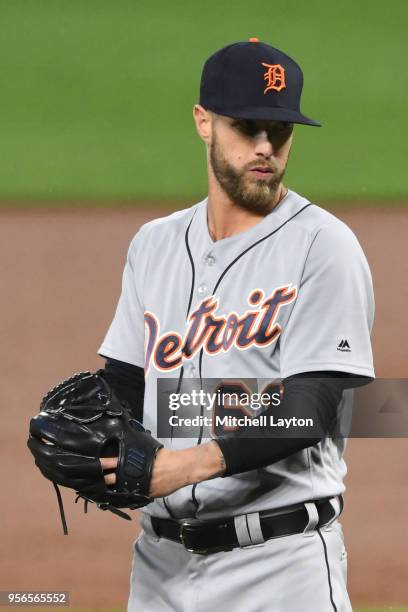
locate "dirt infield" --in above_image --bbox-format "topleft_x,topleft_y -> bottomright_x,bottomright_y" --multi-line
1,204 -> 407,609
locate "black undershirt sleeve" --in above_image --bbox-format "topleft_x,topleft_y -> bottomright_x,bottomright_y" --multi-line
102,357 -> 145,422
101,357 -> 371,478
215,372 -> 371,477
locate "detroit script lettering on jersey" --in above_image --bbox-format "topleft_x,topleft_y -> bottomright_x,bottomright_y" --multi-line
144,285 -> 297,373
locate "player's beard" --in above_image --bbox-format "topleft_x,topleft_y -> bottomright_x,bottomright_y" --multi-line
209,135 -> 287,214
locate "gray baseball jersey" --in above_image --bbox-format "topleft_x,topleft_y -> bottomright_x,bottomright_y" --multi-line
99,188 -> 374,521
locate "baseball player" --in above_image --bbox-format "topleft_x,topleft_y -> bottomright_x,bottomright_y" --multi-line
29,39 -> 374,612
96,39 -> 375,611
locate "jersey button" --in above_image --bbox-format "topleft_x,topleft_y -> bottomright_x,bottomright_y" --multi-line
197,283 -> 207,294
206,255 -> 216,266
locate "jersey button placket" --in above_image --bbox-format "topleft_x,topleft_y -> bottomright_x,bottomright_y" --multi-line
197,251 -> 217,296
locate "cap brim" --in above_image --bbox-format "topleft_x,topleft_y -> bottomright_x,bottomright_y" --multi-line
209,105 -> 322,127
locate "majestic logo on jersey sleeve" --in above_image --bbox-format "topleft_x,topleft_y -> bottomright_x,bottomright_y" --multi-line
144,285 -> 297,373
261,62 -> 286,93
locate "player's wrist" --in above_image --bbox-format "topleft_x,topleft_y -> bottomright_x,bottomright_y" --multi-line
183,441 -> 226,485
148,448 -> 191,497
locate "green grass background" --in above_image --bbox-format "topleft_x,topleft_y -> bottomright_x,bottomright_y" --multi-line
0,0 -> 407,203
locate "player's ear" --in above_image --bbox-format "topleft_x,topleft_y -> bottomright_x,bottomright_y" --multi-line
193,104 -> 213,144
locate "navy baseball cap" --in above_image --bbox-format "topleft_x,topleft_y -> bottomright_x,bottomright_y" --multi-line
199,38 -> 321,127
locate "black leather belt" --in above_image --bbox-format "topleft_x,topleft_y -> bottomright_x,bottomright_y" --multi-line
150,496 -> 343,555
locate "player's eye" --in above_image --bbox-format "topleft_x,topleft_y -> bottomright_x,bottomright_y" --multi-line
232,120 -> 259,136
264,123 -> 294,143
232,120 -> 247,132
275,122 -> 293,133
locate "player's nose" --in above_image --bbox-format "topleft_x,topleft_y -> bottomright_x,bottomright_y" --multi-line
253,130 -> 274,158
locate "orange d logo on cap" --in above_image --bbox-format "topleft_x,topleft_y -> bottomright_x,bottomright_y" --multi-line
261,62 -> 286,93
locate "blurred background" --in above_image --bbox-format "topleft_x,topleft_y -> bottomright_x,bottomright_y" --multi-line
1,1 -> 407,611
0,0 -> 407,203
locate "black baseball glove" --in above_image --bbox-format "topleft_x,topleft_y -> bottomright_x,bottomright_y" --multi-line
27,370 -> 163,534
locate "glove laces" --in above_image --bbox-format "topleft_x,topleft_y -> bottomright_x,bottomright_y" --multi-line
52,482 -> 132,535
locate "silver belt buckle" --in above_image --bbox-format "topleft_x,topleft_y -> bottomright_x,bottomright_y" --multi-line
179,519 -> 209,555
